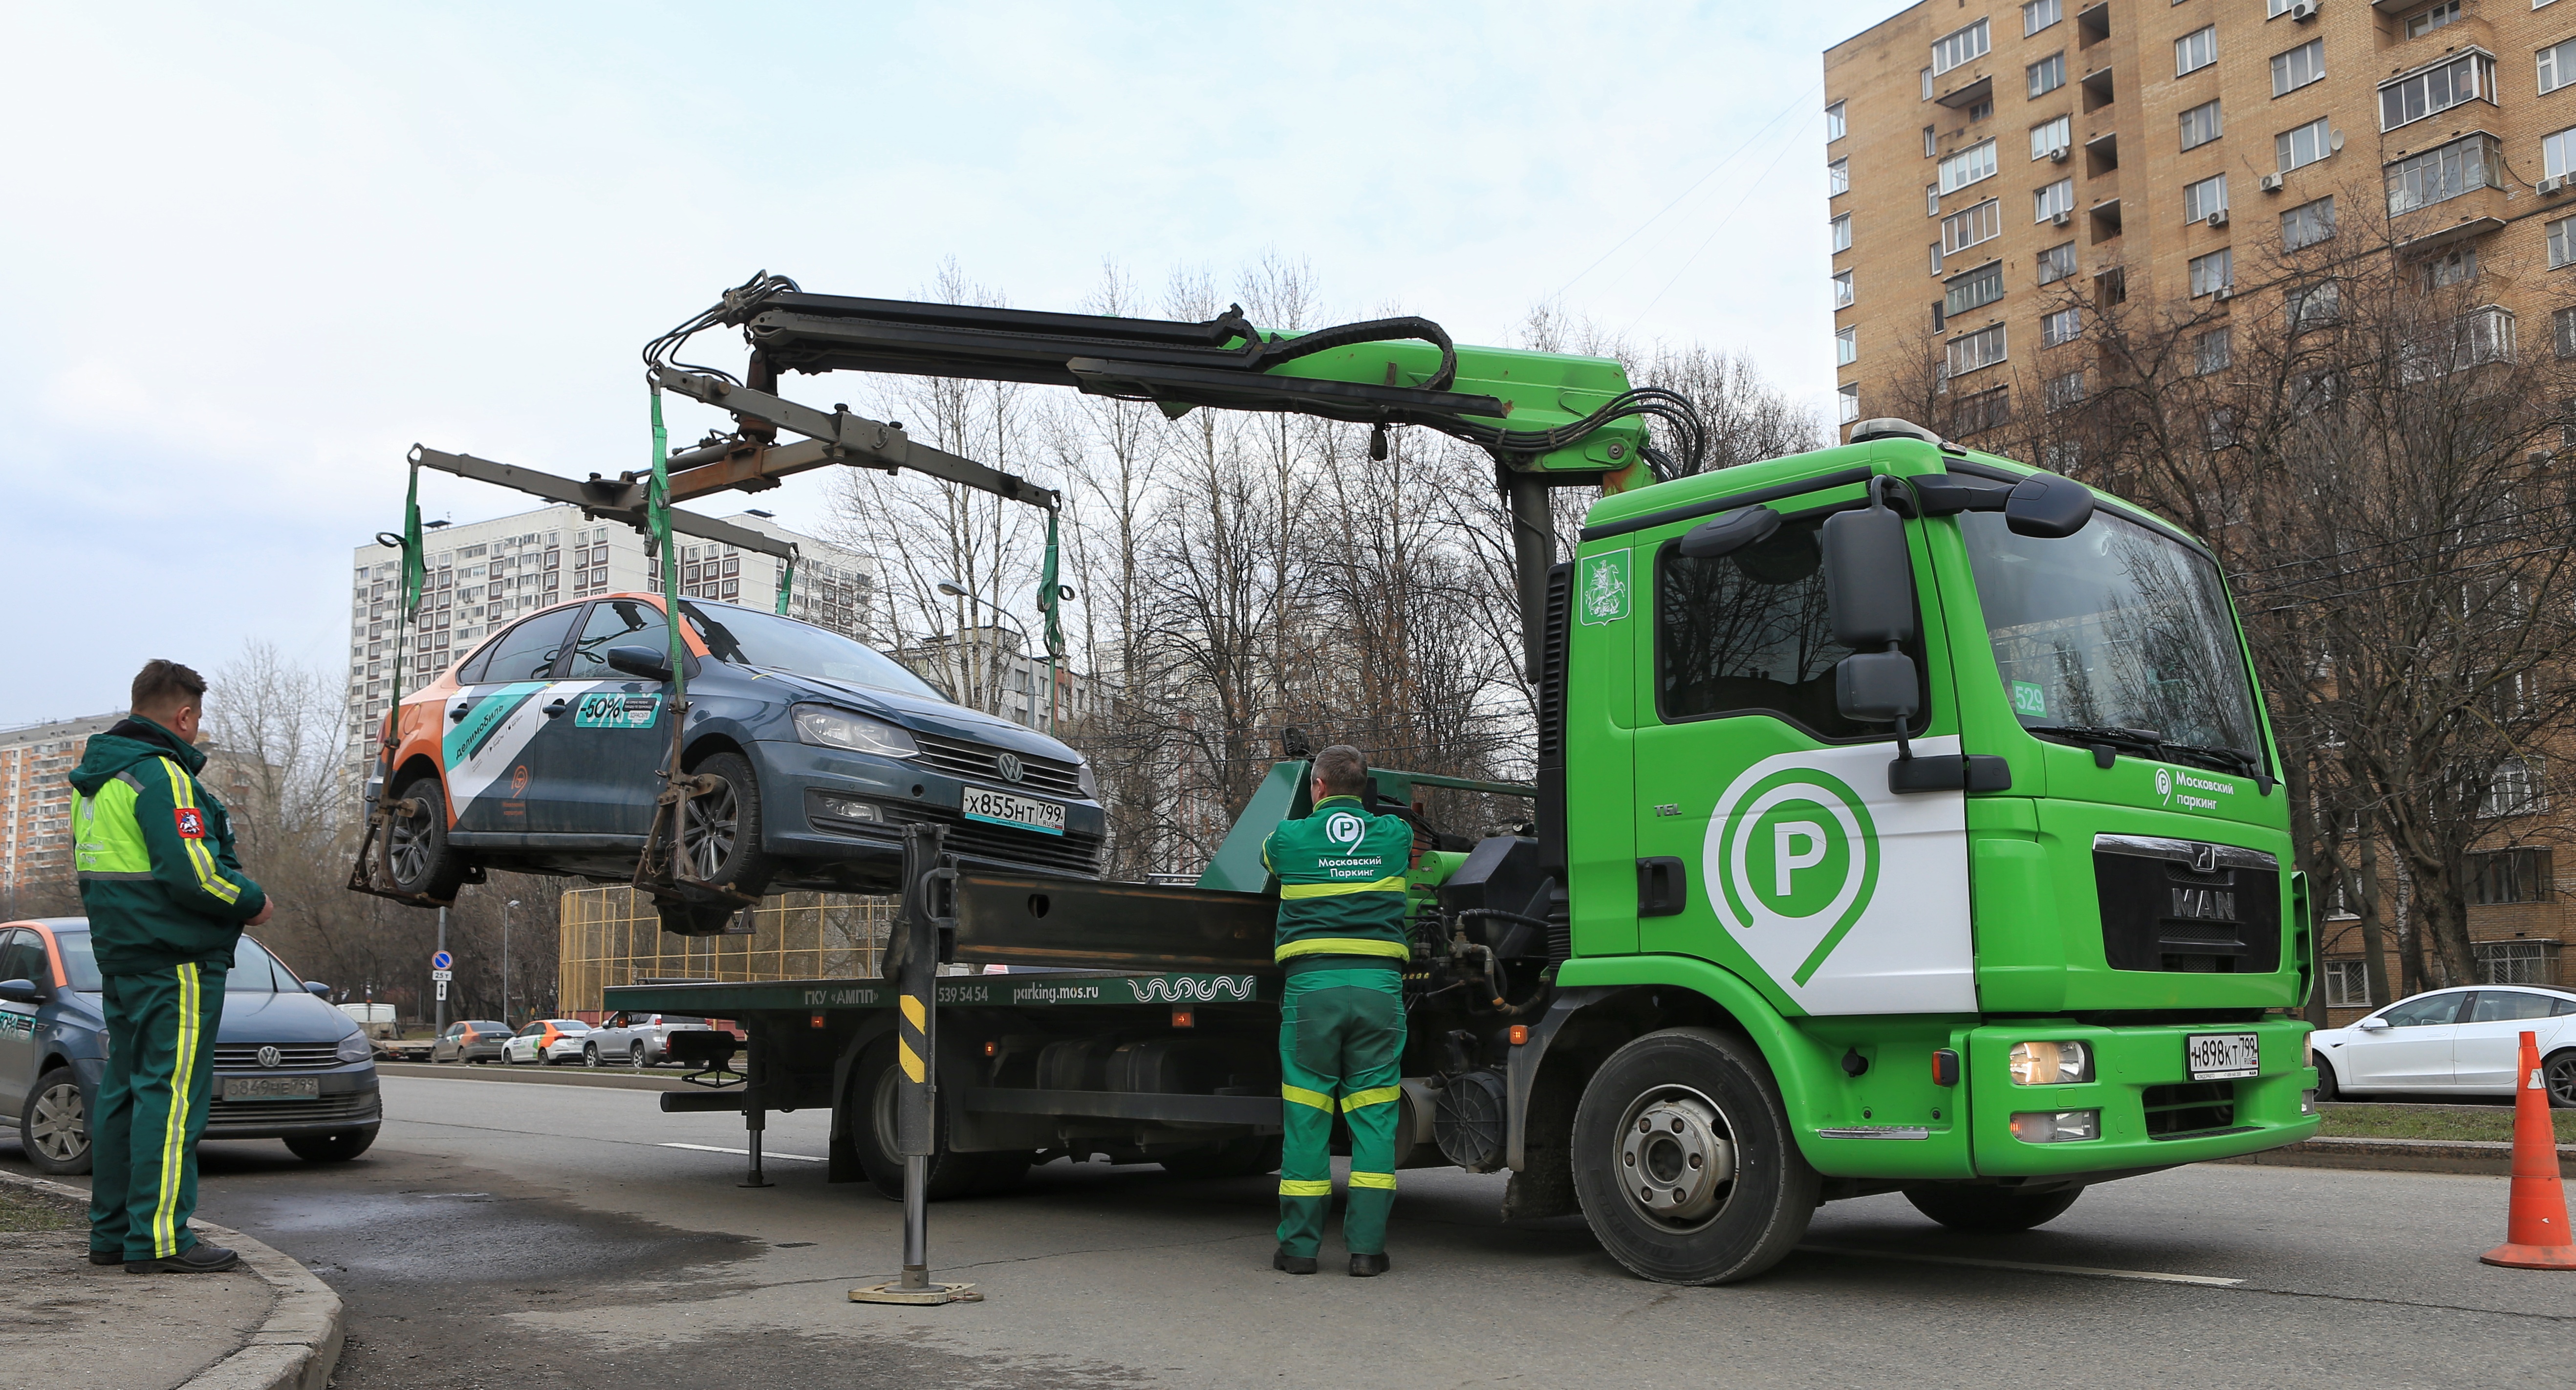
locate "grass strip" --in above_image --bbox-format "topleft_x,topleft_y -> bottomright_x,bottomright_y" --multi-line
2318,1103 -> 2576,1145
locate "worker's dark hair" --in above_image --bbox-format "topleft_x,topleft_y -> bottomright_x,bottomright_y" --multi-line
1312,744 -> 1367,797
130,659 -> 208,716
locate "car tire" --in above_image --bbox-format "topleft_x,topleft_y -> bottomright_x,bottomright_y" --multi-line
2313,1056 -> 2340,1103
584,1044 -> 602,1069
630,1043 -> 647,1069
2544,1050 -> 2576,1111
22,1067 -> 91,1176
677,751 -> 776,895
848,1038 -> 1010,1202
1904,1183 -> 2084,1232
1571,1027 -> 1819,1286
285,1127 -> 379,1163
381,778 -> 467,901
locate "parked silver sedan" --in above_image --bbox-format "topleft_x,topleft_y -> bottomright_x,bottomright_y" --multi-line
581,1013 -> 716,1068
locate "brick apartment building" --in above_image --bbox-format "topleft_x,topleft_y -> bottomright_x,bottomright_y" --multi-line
1,712 -> 261,912
1825,0 -> 2576,1019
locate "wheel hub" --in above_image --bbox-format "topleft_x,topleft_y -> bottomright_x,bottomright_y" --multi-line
30,1083 -> 85,1161
1618,1089 -> 1734,1225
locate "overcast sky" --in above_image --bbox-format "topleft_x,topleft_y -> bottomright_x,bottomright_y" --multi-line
0,1 -> 1908,729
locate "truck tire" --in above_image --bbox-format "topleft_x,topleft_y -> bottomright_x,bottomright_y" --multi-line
1159,1134 -> 1282,1179
381,779 -> 467,901
1571,1027 -> 1819,1285
21,1067 -> 91,1175
1904,1183 -> 2082,1232
848,1039 -> 1025,1201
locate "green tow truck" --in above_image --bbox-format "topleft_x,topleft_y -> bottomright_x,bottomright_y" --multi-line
592,282 -> 2317,1285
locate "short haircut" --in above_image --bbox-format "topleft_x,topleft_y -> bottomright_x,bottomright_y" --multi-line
131,660 -> 208,716
1312,744 -> 1367,797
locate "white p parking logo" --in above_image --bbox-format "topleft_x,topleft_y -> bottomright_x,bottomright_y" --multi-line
1704,765 -> 1881,987
1324,810 -> 1366,850
1774,821 -> 1829,896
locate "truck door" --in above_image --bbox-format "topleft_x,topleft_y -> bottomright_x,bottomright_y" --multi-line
443,605 -> 585,834
1625,497 -> 1977,1016
550,598 -> 678,836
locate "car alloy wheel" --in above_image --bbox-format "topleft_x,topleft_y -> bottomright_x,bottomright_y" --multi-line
631,1043 -> 647,1069
26,1075 -> 88,1168
584,1044 -> 602,1068
2546,1051 -> 2576,1110
682,778 -> 740,880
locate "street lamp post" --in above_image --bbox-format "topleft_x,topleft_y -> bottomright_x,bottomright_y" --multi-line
501,898 -> 520,1025
936,580 -> 1045,733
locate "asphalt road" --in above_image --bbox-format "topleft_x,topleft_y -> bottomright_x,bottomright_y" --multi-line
8,1069 -> 2570,1390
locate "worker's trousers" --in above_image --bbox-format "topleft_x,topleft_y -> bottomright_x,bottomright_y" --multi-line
90,963 -> 226,1262
1276,966 -> 1404,1259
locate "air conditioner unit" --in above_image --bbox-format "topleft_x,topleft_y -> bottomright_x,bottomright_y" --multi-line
2540,175 -> 2570,196
2290,0 -> 2318,20
2206,209 -> 2230,228
2049,145 -> 2071,163
2051,209 -> 2072,226
2258,172 -> 2285,193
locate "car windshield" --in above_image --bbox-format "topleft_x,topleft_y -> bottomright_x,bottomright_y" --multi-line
50,932 -> 104,992
681,601 -> 940,698
1959,509 -> 2264,770
226,936 -> 297,993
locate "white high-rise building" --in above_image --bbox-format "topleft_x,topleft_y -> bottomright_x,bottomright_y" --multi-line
343,504 -> 876,783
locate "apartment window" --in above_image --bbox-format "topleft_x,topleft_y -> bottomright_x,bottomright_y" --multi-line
2405,0 -> 2460,37
2178,99 -> 2223,152
1924,67 -> 1935,101
2035,177 -> 2076,221
1948,323 -> 2009,376
1932,18 -> 1990,76
1836,325 -> 1858,366
1954,385 -> 2013,435
2175,26 -> 2216,78
1932,301 -> 1948,331
2290,280 -> 2341,328
2427,245 -> 2479,288
1829,158 -> 1850,196
1968,97 -> 1994,122
1825,101 -> 1846,143
1946,261 -> 2006,316
2386,135 -> 2498,216
2277,117 -> 2332,172
2551,216 -> 2576,271
2196,326 -> 2234,374
2482,756 -> 2547,817
2472,848 -> 2554,905
2380,52 -> 2494,132
1942,197 -> 2002,254
1833,270 -> 1854,308
2545,39 -> 2576,96
1939,139 -> 1998,193
2283,195 -> 2338,249
2044,370 -> 2088,412
2273,38 -> 2326,96
2475,942 -> 2564,988
1838,383 -> 1861,424
1930,241 -> 1946,274
2557,304 -> 2576,358
2036,240 -> 2078,284
2031,115 -> 2071,161
2545,127 -> 2576,181
1923,125 -> 1938,158
2023,0 -> 2061,35
1928,183 -> 1941,216
2458,304 -> 2516,367
1831,213 -> 1852,253
2189,247 -> 2234,297
2028,51 -> 2066,98
2322,960 -> 2373,1009
2184,174 -> 2228,223
2042,306 -> 2082,346
2265,0 -> 2297,13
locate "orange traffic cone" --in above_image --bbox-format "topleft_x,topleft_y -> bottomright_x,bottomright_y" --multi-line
2480,1029 -> 2576,1270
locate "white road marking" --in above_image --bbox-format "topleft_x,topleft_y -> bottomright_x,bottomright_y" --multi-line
657,1142 -> 826,1162
1797,1244 -> 2244,1287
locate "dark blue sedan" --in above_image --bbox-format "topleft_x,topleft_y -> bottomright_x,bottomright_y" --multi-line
0,918 -> 383,1173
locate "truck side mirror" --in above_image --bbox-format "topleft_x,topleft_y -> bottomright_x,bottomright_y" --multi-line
1835,651 -> 1922,725
1677,506 -> 1781,559
2004,474 -> 2095,538
1821,505 -> 1916,648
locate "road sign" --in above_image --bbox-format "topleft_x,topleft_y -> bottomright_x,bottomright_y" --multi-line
431,950 -> 454,971
431,969 -> 453,982
435,980 -> 448,1001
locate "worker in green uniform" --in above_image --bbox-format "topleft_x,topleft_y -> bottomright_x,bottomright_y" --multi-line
1263,744 -> 1411,1278
69,660 -> 270,1274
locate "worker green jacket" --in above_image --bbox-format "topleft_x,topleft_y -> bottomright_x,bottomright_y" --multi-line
68,717 -> 264,976
1262,794 -> 1412,969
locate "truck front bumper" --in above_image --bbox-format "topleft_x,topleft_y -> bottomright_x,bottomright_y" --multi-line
1966,1017 -> 2318,1178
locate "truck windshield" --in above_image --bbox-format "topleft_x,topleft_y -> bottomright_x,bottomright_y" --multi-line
680,601 -> 941,699
1958,509 -> 2263,772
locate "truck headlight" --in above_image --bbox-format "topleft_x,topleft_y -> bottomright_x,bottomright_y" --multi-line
2008,1040 -> 2093,1086
336,1032 -> 375,1064
794,705 -> 918,758
1078,761 -> 1098,798
2009,1109 -> 2100,1143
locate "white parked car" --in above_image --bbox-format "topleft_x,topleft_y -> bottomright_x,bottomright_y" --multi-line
500,1019 -> 594,1066
580,1013 -> 717,1068
2311,985 -> 2576,1107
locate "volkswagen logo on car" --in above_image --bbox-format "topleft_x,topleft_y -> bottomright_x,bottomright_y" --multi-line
995,752 -> 1024,783
257,1045 -> 282,1069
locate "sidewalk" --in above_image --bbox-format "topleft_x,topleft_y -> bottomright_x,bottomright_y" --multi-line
0,1170 -> 342,1390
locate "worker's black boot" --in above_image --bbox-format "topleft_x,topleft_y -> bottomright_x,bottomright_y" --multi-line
1272,1247 -> 1319,1275
127,1242 -> 239,1275
1349,1252 -> 1390,1278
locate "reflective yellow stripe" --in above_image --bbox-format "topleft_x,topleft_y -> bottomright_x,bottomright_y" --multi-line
899,995 -> 925,1030
1275,937 -> 1410,962
1348,1171 -> 1397,1191
1341,1086 -> 1401,1112
898,1039 -> 925,1083
1281,1084 -> 1334,1111
160,761 -> 238,906
156,963 -> 200,1257
1277,1179 -> 1333,1197
1279,876 -> 1407,899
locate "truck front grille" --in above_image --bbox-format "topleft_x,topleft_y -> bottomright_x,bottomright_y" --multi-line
911,733 -> 1085,798
2143,1081 -> 2237,1138
2093,835 -> 2282,973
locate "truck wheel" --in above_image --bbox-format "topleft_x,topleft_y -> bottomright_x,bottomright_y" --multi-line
678,752 -> 775,897
1159,1135 -> 1282,1179
849,1039 -> 1014,1201
1571,1027 -> 1819,1285
381,779 -> 467,901
285,1127 -> 379,1163
1905,1183 -> 2082,1232
22,1067 -> 91,1176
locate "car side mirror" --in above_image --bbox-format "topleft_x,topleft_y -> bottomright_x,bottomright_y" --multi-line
2357,1016 -> 2390,1032
606,645 -> 674,681
304,981 -> 331,997
1835,651 -> 1922,724
2004,474 -> 2095,539
0,977 -> 46,1004
1821,504 -> 1916,648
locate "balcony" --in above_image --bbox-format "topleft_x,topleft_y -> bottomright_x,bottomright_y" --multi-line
1936,71 -> 1994,109
2080,65 -> 2115,114
2084,130 -> 2119,178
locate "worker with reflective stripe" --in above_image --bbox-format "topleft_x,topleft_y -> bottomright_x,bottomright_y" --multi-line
1262,743 -> 1410,1278
67,661 -> 270,1274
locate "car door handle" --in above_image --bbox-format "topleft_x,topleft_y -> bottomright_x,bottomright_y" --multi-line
450,701 -> 471,723
543,698 -> 571,717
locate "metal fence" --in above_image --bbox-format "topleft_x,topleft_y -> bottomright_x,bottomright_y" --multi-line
556,887 -> 895,1016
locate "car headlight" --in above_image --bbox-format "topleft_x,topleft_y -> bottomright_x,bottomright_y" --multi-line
336,1032 -> 374,1064
1078,760 -> 1098,798
794,704 -> 918,758
2007,1040 -> 2093,1086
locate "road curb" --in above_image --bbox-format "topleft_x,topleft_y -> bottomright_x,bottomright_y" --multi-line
377,1061 -> 691,1090
0,1168 -> 344,1390
2216,1133 -> 2576,1177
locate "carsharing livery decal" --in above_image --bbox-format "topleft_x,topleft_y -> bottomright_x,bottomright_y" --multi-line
442,680 -> 632,810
